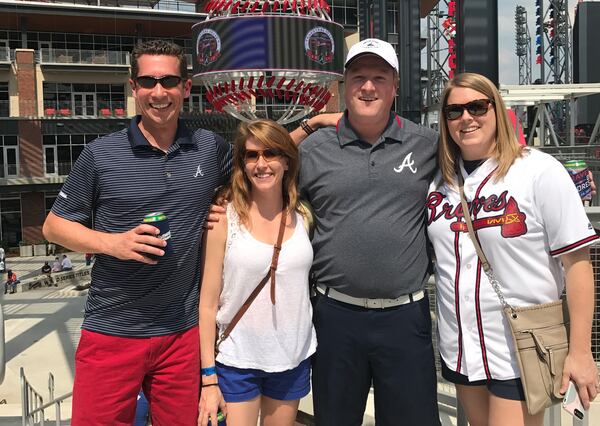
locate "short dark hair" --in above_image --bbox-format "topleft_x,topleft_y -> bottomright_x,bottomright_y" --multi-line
130,40 -> 188,80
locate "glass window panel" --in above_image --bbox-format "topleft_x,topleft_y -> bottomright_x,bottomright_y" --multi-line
5,148 -> 17,176
85,134 -> 98,143
96,84 -> 110,93
56,135 -> 70,145
97,94 -> 110,110
57,83 -> 71,92
44,94 -> 57,106
0,150 -> 4,178
57,146 -> 71,175
110,84 -> 124,94
333,8 -> 344,24
45,195 -> 57,211
71,145 -> 84,163
71,134 -> 84,144
45,147 -> 56,175
44,82 -> 57,93
1,211 -> 22,246
4,136 -> 17,146
1,198 -> 20,212
43,135 -> 56,145
39,33 -> 51,41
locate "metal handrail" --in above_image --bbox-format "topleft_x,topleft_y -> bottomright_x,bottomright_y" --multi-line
20,367 -> 72,426
0,292 -> 5,385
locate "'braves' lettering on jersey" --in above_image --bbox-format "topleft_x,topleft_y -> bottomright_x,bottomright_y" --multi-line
427,149 -> 598,382
427,190 -> 528,238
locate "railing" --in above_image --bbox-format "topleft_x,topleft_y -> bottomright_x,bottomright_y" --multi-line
43,101 -> 127,118
39,48 -> 130,66
16,0 -> 197,12
21,368 -> 72,426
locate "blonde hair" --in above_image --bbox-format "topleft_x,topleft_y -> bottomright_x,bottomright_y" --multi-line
438,72 -> 523,185
226,119 -> 299,226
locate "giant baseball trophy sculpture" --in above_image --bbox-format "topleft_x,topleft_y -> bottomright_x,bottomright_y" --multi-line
192,0 -> 344,123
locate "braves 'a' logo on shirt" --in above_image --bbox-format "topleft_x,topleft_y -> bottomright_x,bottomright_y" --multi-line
426,190 -> 528,238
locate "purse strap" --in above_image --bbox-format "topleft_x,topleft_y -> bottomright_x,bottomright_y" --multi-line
216,208 -> 287,350
457,171 -> 515,312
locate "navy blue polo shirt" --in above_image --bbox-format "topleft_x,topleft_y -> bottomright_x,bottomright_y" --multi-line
52,116 -> 232,337
298,112 -> 438,298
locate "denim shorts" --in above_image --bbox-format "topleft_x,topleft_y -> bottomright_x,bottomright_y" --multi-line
216,358 -> 311,403
441,358 -> 526,401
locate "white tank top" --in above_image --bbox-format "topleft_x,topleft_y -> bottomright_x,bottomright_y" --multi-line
215,205 -> 317,372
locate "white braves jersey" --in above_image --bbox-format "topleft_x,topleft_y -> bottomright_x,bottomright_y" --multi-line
426,148 -> 598,381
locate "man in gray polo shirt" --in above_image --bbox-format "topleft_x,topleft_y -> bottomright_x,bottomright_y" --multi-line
298,39 -> 440,425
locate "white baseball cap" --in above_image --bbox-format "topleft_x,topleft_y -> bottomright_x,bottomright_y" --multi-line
345,38 -> 399,73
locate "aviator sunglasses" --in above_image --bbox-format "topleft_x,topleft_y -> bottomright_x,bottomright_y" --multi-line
443,99 -> 494,121
243,148 -> 284,164
135,75 -> 183,89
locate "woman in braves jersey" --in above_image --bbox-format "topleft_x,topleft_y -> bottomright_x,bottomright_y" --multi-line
427,72 -> 599,426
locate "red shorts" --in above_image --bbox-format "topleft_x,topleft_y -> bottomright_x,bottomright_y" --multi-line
72,326 -> 200,426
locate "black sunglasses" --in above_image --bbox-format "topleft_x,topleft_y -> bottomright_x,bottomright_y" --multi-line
243,148 -> 284,164
135,75 -> 183,89
444,99 -> 494,120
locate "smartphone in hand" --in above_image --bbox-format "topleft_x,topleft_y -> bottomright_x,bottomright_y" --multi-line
562,381 -> 586,420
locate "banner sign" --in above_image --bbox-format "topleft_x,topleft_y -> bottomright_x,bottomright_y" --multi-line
192,16 -> 344,76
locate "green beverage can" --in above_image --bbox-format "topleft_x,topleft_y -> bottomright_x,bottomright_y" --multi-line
142,212 -> 172,256
564,160 -> 592,204
208,410 -> 226,425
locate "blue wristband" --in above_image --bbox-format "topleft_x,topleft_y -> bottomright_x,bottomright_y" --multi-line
201,366 -> 217,376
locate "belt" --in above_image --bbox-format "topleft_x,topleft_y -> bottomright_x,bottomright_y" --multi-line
315,284 -> 425,309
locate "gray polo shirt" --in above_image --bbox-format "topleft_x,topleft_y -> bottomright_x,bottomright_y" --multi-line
298,112 -> 438,298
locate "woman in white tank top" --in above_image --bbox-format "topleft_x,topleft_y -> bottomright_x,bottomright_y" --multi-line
199,119 -> 316,426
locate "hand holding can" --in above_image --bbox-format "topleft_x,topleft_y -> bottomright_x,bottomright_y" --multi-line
142,212 -> 172,257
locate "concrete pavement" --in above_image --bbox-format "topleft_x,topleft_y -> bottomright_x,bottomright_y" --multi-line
0,252 -> 597,425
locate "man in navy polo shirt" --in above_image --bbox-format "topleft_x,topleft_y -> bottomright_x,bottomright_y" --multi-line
297,39 -> 441,425
43,40 -> 232,425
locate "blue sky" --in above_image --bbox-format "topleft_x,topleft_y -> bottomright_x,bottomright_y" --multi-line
497,0 -> 578,84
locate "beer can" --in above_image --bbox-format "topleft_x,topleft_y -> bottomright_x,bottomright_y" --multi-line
142,212 -> 172,256
564,160 -> 593,204
208,411 -> 226,425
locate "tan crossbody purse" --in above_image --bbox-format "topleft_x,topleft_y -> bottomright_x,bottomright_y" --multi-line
458,172 -> 569,415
